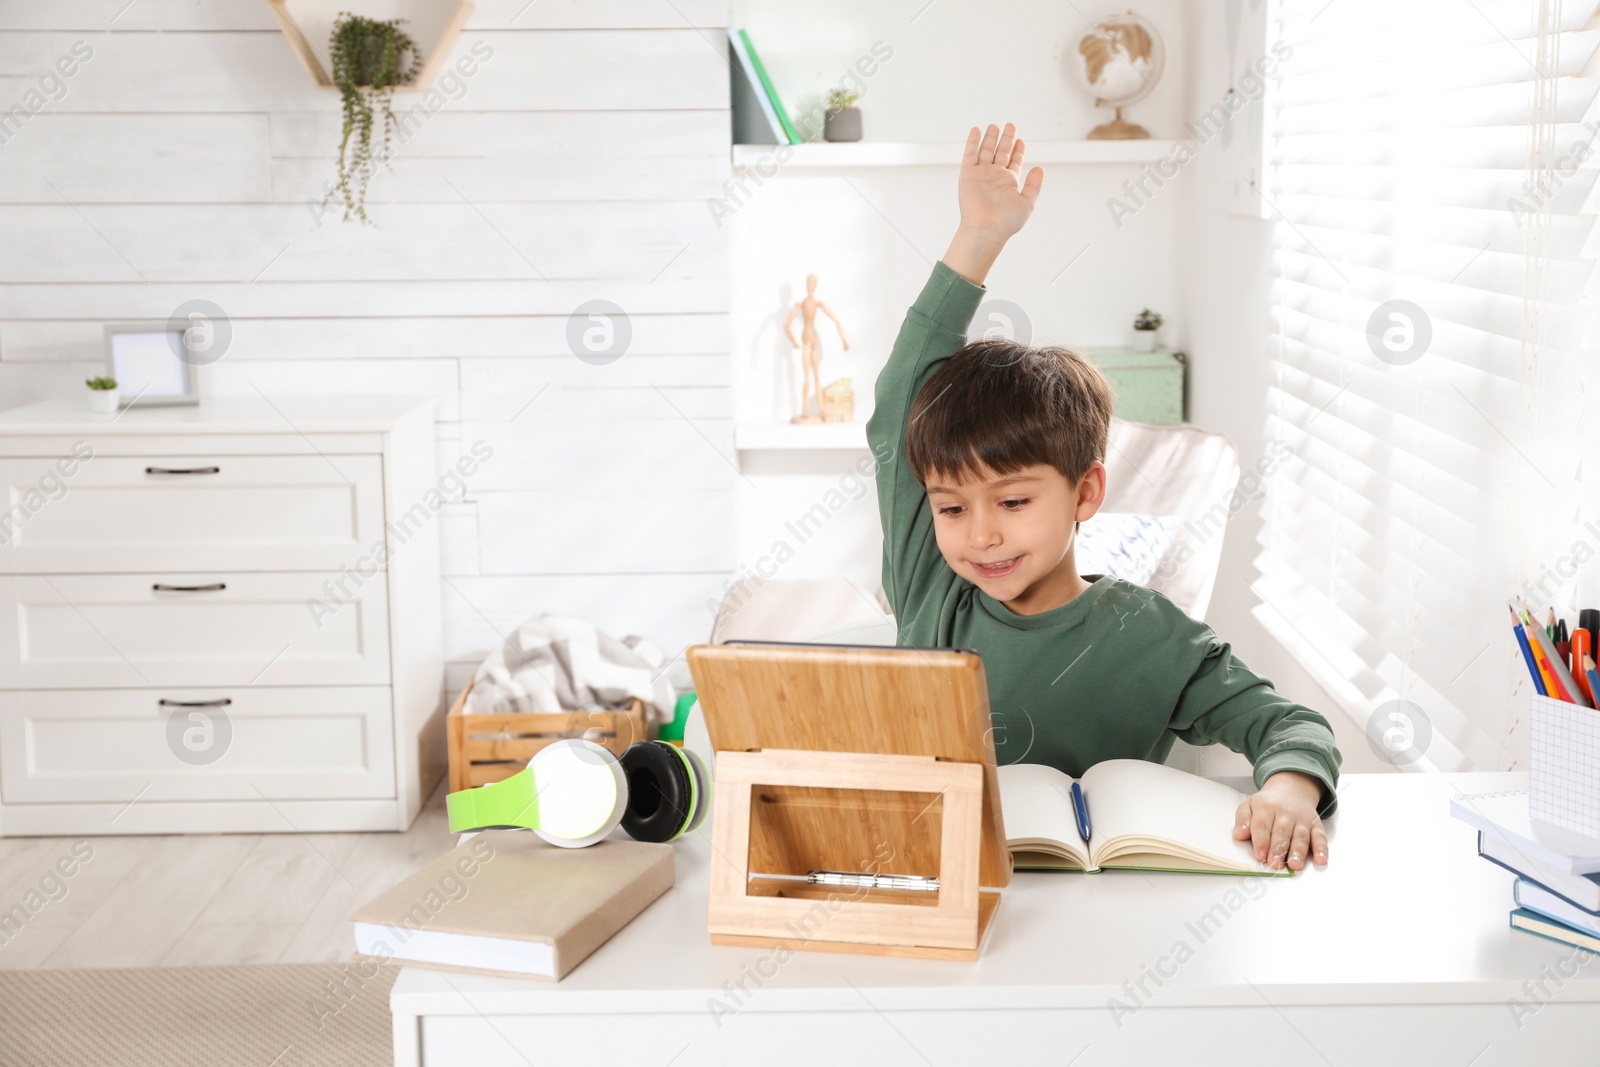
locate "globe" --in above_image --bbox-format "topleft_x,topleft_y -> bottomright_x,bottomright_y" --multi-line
1071,12 -> 1165,140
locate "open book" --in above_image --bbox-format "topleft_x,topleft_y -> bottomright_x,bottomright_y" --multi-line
998,759 -> 1289,875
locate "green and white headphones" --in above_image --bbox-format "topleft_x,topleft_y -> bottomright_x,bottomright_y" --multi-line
446,739 -> 710,847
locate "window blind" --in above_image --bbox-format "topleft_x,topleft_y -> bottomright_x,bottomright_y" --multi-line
1257,0 -> 1600,771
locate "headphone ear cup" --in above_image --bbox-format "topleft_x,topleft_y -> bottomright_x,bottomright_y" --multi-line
527,739 -> 628,849
618,741 -> 695,843
681,746 -> 710,833
445,737 -> 626,848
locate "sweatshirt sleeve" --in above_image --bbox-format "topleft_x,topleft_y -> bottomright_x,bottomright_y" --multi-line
1167,637 -> 1344,818
864,262 -> 987,621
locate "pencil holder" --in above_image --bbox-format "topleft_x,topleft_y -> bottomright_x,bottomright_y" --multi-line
1529,692 -> 1600,839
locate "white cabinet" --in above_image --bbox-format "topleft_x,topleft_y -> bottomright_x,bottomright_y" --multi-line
0,397 -> 446,835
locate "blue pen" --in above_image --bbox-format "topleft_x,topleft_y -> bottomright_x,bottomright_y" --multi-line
1070,780 -> 1092,843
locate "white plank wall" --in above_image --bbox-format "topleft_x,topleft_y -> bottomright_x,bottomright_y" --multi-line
0,0 -> 736,697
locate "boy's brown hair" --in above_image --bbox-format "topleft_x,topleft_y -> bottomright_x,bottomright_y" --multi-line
904,338 -> 1114,488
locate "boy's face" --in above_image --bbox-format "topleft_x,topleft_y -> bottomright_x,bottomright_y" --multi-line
925,460 -> 1106,606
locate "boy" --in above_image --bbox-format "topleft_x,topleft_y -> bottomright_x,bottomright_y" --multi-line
866,124 -> 1341,872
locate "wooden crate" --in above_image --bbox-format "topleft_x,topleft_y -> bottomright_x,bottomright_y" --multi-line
446,678 -> 653,791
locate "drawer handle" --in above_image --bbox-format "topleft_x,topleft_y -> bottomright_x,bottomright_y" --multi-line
145,466 -> 221,475
159,698 -> 232,708
152,582 -> 227,593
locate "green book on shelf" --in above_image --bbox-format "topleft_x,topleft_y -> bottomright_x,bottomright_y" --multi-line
737,29 -> 799,145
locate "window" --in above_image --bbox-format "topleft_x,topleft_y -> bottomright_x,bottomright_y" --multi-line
1257,0 -> 1600,770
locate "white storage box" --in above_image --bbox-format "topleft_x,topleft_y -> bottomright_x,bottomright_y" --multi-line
1530,692 -> 1600,839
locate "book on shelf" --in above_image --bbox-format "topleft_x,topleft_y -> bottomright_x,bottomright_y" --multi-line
727,28 -> 784,145
1450,788 -> 1600,875
1478,831 -> 1600,913
349,830 -> 674,981
736,29 -> 800,145
998,759 -> 1289,875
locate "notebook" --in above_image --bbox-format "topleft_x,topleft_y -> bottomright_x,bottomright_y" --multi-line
1478,831 -> 1600,913
1449,788 -> 1600,875
998,759 -> 1288,875
1510,907 -> 1600,953
349,830 -> 674,981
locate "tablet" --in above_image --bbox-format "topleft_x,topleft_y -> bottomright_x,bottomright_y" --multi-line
685,640 -> 1010,888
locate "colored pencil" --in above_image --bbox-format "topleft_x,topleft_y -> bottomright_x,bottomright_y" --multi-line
1518,598 -> 1591,708
1587,654 -> 1600,713
1513,606 -> 1548,696
1527,619 -> 1566,700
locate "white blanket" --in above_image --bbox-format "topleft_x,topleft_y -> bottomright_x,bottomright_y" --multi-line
467,614 -> 675,724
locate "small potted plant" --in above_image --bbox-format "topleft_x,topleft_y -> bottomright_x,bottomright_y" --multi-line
1132,308 -> 1163,351
824,89 -> 862,143
324,12 -> 422,225
85,375 -> 118,413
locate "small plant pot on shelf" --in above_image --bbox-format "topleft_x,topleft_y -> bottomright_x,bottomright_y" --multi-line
825,107 -> 863,142
445,677 -> 654,791
86,387 -> 118,413
1132,329 -> 1158,352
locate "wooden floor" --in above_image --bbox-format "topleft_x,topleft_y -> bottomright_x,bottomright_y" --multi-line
0,781 -> 457,970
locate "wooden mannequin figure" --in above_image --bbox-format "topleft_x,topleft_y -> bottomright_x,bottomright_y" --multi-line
783,274 -> 849,424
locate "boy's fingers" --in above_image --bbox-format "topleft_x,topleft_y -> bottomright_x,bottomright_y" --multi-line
978,123 -> 1000,163
1021,166 -> 1044,205
962,126 -> 980,167
1006,136 -> 1026,174
1311,822 -> 1329,865
1287,823 -> 1311,871
1250,807 -> 1274,862
1268,814 -> 1293,869
995,122 -> 1016,165
1233,798 -> 1252,839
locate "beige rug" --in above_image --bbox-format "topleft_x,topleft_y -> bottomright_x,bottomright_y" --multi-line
0,961 -> 397,1067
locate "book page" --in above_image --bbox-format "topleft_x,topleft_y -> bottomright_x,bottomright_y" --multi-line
1080,759 -> 1272,873
996,762 -> 1090,868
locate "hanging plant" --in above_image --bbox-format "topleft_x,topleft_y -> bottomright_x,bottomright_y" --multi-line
324,11 -> 422,224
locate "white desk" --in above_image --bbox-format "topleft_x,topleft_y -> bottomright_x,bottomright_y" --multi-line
390,772 -> 1600,1066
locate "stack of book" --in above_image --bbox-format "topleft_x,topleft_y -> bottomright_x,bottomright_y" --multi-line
728,28 -> 800,145
1451,788 -> 1600,951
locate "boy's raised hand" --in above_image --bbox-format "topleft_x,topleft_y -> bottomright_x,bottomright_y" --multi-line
958,122 -> 1044,239
941,122 -> 1044,286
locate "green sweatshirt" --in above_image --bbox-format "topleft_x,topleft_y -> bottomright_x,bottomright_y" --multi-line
866,262 -> 1342,817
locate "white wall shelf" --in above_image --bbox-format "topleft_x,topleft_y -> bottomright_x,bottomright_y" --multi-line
734,421 -> 869,451
731,140 -> 1193,169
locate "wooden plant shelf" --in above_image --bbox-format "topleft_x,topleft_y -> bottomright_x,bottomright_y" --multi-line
266,0 -> 473,92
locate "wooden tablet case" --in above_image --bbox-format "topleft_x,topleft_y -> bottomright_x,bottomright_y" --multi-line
686,641 -> 1010,961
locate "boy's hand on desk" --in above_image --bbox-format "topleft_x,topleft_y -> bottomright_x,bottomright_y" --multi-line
1233,771 -> 1328,871
941,123 -> 1044,286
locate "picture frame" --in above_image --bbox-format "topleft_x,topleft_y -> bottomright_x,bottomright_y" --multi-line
103,324 -> 203,407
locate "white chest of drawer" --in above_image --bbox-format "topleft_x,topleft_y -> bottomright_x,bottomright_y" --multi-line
0,397 -> 447,836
